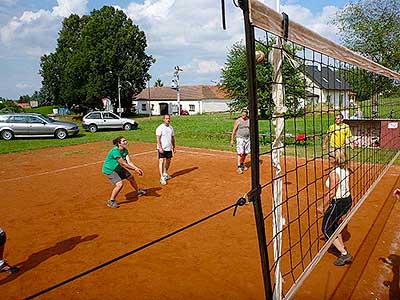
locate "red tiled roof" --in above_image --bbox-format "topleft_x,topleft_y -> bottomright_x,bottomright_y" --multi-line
135,85 -> 228,100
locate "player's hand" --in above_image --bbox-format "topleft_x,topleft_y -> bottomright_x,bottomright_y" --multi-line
159,148 -> 164,154
230,139 -> 234,146
394,188 -> 400,199
317,206 -> 324,214
135,168 -> 144,176
173,147 -> 176,153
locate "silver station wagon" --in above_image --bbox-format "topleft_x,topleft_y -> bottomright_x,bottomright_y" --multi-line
82,111 -> 138,133
0,113 -> 79,140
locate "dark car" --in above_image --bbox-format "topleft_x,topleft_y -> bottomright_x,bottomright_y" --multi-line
0,113 -> 79,140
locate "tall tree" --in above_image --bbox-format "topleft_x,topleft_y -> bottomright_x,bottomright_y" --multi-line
154,78 -> 164,87
40,6 -> 154,111
333,0 -> 400,95
220,41 -> 306,118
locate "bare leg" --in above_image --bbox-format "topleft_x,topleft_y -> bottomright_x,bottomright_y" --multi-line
165,158 -> 171,174
110,181 -> 123,201
127,176 -> 139,192
332,234 -> 346,253
159,158 -> 165,177
237,154 -> 242,166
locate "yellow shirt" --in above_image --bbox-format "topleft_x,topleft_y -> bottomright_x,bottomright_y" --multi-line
328,123 -> 352,148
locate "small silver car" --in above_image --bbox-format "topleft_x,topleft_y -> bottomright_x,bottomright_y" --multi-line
82,111 -> 138,133
0,113 -> 79,140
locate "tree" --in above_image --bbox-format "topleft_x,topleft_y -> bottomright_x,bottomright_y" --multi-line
333,0 -> 400,95
220,41 -> 306,118
40,6 -> 154,111
154,78 -> 164,87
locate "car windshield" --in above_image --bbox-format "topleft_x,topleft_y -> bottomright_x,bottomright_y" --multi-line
38,114 -> 55,122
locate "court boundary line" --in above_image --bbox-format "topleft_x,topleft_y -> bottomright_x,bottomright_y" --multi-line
0,148 -> 237,183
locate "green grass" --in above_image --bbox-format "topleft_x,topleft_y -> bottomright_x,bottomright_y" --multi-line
24,106 -> 54,115
0,111 -> 398,165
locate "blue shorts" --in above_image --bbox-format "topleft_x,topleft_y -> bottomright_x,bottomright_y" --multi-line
158,150 -> 173,159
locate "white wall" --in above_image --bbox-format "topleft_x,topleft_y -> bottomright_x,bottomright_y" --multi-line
133,99 -> 231,115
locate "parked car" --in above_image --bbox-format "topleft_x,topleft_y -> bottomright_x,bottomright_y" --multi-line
82,111 -> 138,133
0,113 -> 79,140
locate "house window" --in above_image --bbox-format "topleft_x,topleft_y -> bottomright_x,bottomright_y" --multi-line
339,94 -> 344,106
189,104 -> 195,112
326,95 -> 331,103
141,103 -> 147,111
151,104 -> 154,110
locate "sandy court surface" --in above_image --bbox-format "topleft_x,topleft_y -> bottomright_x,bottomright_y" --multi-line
0,141 -> 398,300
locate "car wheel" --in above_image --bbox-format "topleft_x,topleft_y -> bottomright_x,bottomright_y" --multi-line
55,129 -> 68,140
1,130 -> 13,140
123,123 -> 132,131
89,124 -> 97,133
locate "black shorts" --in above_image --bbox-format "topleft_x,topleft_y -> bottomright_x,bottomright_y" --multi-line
0,231 -> 6,247
158,150 -> 173,159
322,195 -> 352,239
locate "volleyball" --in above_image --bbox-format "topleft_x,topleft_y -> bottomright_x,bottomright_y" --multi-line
255,50 -> 265,64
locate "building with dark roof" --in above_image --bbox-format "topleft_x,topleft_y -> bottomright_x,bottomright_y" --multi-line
133,85 -> 231,115
304,65 -> 355,108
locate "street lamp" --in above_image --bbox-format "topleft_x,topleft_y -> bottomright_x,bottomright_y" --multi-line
116,74 -> 133,116
172,66 -> 183,115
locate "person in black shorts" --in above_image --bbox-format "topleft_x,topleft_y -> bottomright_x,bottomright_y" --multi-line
0,227 -> 19,274
156,115 -> 175,185
102,136 -> 146,208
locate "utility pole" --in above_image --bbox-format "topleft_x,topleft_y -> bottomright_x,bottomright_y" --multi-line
172,66 -> 183,115
118,75 -> 122,116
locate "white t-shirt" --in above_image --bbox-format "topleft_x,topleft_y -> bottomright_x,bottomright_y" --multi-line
325,167 -> 350,199
156,123 -> 174,151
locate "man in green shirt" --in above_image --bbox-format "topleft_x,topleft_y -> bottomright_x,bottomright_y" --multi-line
102,136 -> 146,208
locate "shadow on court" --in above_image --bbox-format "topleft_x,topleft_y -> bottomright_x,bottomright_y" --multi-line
380,254 -> 400,300
171,167 -> 198,178
122,187 -> 162,204
0,235 -> 98,285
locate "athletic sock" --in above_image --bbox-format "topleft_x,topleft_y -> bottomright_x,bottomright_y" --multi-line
341,250 -> 348,256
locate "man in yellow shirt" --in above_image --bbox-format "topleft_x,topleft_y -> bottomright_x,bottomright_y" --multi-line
323,113 -> 354,153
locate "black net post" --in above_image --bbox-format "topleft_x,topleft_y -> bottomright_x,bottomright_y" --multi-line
239,1 -> 273,299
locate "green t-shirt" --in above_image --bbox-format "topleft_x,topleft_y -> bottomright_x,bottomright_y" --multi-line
102,146 -> 128,174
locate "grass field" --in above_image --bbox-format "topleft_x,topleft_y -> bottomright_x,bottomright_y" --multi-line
0,107 -> 399,164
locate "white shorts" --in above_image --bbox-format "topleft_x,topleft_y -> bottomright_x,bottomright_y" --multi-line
236,137 -> 250,154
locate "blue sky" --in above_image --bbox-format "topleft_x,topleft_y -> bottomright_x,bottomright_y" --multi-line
0,0 -> 350,100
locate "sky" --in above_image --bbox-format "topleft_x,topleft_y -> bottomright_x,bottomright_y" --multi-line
0,0 -> 350,100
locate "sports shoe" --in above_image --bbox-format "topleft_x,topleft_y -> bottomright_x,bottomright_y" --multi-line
0,261 -> 19,274
237,167 -> 243,174
107,199 -> 119,208
242,165 -> 248,171
334,253 -> 352,266
160,177 -> 167,185
137,189 -> 147,196
163,173 -> 172,180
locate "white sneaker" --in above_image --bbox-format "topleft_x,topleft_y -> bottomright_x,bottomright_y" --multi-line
137,189 -> 147,196
160,177 -> 167,185
163,173 -> 172,180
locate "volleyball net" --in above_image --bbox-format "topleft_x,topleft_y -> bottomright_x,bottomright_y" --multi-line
240,1 -> 400,299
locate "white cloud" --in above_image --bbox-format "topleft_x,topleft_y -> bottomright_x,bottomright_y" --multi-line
281,4 -> 340,42
16,83 -> 32,89
0,0 -> 89,59
52,0 -> 88,18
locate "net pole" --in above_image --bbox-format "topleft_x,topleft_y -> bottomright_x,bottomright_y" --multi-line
270,37 -> 285,300
240,1 -> 273,299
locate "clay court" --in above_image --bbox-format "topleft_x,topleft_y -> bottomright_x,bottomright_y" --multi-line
0,141 -> 399,300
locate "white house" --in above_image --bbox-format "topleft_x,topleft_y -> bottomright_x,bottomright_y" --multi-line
133,85 -> 231,115
304,65 -> 355,108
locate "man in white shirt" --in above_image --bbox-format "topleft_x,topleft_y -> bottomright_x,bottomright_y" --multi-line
156,114 -> 175,185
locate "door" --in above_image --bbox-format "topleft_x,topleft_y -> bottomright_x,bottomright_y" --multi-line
28,115 -> 52,135
8,115 -> 30,135
159,103 -> 168,115
102,112 -> 121,129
